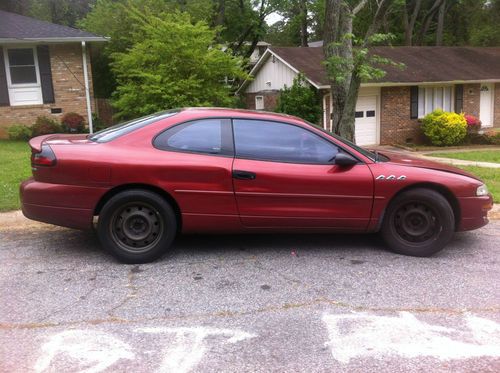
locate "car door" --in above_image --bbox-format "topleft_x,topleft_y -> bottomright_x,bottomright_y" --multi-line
231,119 -> 374,230
152,118 -> 240,231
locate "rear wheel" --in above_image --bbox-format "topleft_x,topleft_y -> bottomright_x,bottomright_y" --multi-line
381,188 -> 455,257
97,190 -> 177,263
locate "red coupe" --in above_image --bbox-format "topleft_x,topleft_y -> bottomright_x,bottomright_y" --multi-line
21,108 -> 492,263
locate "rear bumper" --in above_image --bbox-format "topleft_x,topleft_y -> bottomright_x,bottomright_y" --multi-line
20,178 -> 106,230
457,195 -> 493,231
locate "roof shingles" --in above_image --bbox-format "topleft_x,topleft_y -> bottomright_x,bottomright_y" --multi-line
269,46 -> 500,85
0,10 -> 105,41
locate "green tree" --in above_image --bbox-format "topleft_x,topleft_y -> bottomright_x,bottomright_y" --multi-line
275,74 -> 322,123
111,9 -> 248,119
323,0 -> 397,142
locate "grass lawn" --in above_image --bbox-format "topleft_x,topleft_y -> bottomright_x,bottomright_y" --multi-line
0,140 -> 31,211
458,166 -> 500,203
430,150 -> 500,164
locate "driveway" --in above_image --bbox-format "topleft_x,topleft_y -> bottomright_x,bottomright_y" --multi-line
1,217 -> 499,372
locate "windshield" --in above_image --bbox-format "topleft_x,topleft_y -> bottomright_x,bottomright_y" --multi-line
89,110 -> 179,143
306,121 -> 377,161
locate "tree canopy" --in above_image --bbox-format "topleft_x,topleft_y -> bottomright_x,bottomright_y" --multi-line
110,9 -> 248,119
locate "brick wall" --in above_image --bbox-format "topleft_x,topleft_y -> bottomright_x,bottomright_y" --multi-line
494,83 -> 500,129
462,83 -> 480,118
380,86 -> 424,145
245,91 -> 280,111
0,43 -> 94,138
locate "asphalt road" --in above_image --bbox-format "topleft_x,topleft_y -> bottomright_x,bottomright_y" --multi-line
0,218 -> 499,373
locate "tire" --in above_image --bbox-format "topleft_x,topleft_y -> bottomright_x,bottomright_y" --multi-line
97,189 -> 177,263
381,188 -> 455,257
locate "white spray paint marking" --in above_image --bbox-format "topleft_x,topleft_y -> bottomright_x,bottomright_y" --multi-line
138,326 -> 256,373
34,330 -> 135,373
322,312 -> 500,364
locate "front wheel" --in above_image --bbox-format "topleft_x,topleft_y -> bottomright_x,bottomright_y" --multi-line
381,188 -> 455,257
97,190 -> 177,263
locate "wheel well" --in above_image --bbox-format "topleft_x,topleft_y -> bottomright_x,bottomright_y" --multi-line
94,184 -> 182,231
386,183 -> 461,230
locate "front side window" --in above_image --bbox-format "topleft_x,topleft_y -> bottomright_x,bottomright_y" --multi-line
7,48 -> 38,85
233,119 -> 340,164
418,86 -> 453,117
154,118 -> 232,155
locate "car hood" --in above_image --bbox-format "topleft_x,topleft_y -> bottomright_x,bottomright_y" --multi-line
377,150 -> 481,181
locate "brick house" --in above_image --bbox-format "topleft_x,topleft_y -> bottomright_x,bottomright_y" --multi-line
0,10 -> 107,138
238,46 -> 500,145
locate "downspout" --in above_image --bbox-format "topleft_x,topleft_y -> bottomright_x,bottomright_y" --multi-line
81,41 -> 93,134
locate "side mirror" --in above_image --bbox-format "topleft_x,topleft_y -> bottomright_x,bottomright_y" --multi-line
334,153 -> 358,167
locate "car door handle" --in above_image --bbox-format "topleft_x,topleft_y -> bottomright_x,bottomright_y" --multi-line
233,170 -> 256,180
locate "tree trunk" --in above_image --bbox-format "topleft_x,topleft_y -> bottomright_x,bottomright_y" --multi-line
417,0 -> 442,45
324,1 -> 354,139
299,0 -> 309,47
436,0 -> 446,45
404,0 -> 423,46
323,0 -> 393,142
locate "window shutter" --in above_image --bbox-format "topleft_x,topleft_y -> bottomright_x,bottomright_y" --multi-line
410,86 -> 418,119
0,49 -> 9,106
454,84 -> 463,113
37,45 -> 55,104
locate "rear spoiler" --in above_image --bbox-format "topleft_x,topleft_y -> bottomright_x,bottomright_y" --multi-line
28,135 -> 55,153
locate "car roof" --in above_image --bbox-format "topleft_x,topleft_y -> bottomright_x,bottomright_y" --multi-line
181,107 -> 305,123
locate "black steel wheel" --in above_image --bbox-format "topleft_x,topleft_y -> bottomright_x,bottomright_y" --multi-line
381,188 -> 455,257
97,190 -> 177,263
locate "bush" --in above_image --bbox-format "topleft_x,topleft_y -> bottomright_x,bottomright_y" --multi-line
275,73 -> 322,124
91,113 -> 111,132
31,116 -> 62,137
464,132 -> 492,145
485,130 -> 500,145
464,114 -> 481,132
61,112 -> 85,133
421,110 -> 467,146
7,125 -> 32,141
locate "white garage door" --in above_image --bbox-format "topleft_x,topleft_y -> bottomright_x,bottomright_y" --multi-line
355,96 -> 377,146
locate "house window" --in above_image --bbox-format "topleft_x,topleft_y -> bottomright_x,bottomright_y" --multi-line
255,95 -> 264,110
7,49 -> 38,84
417,86 -> 453,117
3,46 -> 43,106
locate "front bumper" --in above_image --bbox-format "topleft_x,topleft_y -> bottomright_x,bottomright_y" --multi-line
457,194 -> 493,231
20,178 -> 107,230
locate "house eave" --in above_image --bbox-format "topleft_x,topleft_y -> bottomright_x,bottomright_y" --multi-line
316,79 -> 500,91
236,48 -> 322,95
0,37 -> 109,44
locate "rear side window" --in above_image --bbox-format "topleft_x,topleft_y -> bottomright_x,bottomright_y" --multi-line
89,110 -> 179,143
233,119 -> 339,164
154,119 -> 233,155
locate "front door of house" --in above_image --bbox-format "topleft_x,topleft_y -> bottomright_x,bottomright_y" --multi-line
479,83 -> 493,128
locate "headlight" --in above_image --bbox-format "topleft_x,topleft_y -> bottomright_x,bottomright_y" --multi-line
476,184 -> 489,196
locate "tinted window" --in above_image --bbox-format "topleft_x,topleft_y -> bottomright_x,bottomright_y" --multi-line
233,119 -> 339,164
89,110 -> 179,143
154,119 -> 230,155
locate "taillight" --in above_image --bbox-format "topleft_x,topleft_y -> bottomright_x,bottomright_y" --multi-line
32,145 -> 57,167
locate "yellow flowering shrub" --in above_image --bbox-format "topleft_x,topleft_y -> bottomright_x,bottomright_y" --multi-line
421,110 -> 467,146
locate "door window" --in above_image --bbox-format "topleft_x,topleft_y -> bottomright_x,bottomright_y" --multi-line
154,118 -> 232,155
233,119 -> 340,164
